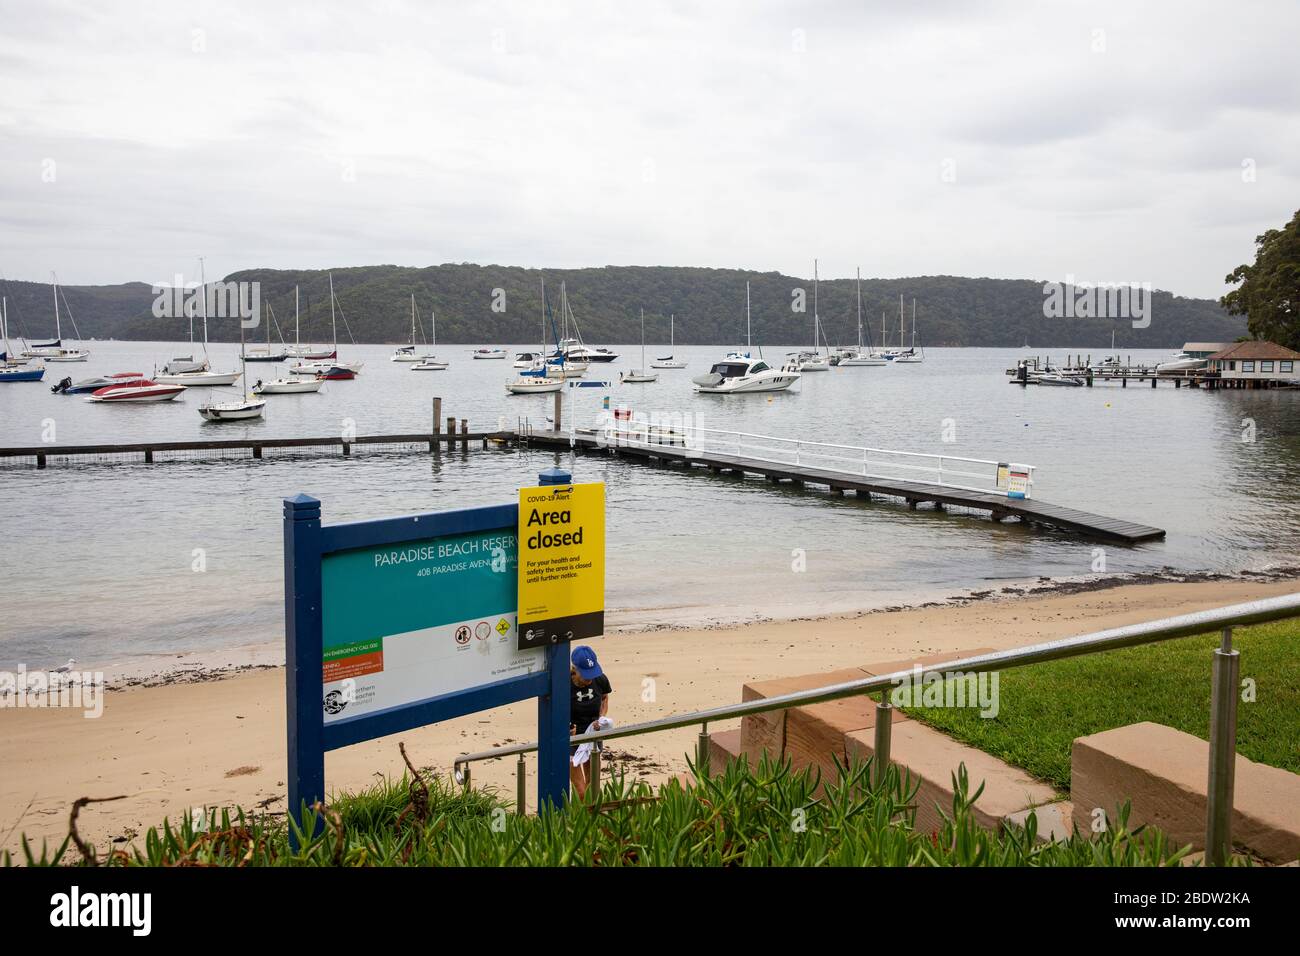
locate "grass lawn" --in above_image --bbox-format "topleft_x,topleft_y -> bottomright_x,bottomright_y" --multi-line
902,620 -> 1300,791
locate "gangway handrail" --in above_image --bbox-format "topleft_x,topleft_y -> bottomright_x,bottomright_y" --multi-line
454,592 -> 1300,865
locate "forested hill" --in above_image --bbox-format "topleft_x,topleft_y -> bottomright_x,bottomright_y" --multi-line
0,265 -> 1243,348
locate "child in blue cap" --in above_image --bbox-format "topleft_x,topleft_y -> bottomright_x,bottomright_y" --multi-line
569,645 -> 612,800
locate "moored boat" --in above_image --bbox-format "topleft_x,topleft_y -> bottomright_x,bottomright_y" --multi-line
88,379 -> 186,402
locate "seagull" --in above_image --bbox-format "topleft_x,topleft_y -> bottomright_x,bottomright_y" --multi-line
52,658 -> 76,674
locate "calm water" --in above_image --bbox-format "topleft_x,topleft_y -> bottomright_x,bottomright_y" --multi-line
3,340 -> 1299,672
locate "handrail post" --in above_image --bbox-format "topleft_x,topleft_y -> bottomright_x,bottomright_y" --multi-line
591,749 -> 602,797
1205,626 -> 1239,865
515,754 -> 526,816
872,693 -> 892,788
697,721 -> 711,778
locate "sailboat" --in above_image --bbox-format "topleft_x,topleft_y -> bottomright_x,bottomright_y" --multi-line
410,297 -> 448,370
154,260 -> 242,385
839,268 -> 889,366
541,283 -> 588,377
164,289 -> 208,374
284,286 -> 332,359
651,313 -> 687,369
789,261 -> 829,371
246,300 -> 287,362
23,274 -> 89,361
506,278 -> 563,394
894,297 -> 924,363
199,304 -> 265,420
290,274 -> 362,375
1,298 -> 45,382
252,295 -> 324,394
621,309 -> 658,383
392,294 -> 426,362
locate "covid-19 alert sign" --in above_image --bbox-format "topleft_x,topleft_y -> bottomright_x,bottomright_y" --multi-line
516,482 -> 605,648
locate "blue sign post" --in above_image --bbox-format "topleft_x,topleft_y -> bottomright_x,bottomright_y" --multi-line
283,490 -> 571,840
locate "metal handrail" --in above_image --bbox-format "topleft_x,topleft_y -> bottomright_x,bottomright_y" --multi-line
455,592 -> 1300,862
593,420 -> 1035,498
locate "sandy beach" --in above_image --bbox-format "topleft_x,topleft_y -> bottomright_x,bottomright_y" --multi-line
3,576 -> 1296,859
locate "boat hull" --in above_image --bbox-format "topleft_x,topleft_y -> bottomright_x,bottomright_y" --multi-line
199,401 -> 267,420
253,379 -> 323,394
153,371 -> 242,386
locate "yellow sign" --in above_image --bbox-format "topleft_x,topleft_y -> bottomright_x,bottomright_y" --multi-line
517,482 -> 605,648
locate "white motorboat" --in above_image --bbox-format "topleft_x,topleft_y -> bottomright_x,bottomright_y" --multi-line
472,348 -> 508,359
1035,372 -> 1084,387
651,313 -> 687,369
693,357 -> 800,394
88,379 -> 186,402
838,270 -> 891,366
252,376 -> 323,395
154,369 -> 242,386
514,351 -> 542,368
412,357 -> 449,371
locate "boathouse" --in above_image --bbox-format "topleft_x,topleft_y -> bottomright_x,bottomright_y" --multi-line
1206,341 -> 1300,387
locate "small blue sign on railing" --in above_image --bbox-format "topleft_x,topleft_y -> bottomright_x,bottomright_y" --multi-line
283,492 -> 571,838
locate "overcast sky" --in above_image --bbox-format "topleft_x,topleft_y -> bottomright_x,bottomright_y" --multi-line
2,1 -> 1297,297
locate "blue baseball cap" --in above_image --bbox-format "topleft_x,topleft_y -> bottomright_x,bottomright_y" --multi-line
571,645 -> 603,680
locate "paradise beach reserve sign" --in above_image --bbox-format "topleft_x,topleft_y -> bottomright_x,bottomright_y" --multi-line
319,528 -> 544,723
517,482 -> 605,648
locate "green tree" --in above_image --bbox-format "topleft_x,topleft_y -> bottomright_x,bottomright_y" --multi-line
1221,208 -> 1300,349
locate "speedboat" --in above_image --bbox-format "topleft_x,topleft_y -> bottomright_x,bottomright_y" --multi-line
153,369 -> 242,386
472,348 -> 508,360
198,398 -> 266,420
53,372 -> 145,394
411,356 -> 449,371
290,359 -> 362,375
252,376 -> 323,394
693,358 -> 801,394
1035,372 -> 1084,387
88,379 -> 186,402
391,346 -> 422,362
514,351 -> 542,368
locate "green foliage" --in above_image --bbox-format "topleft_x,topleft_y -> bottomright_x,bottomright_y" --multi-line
1221,207 -> 1300,349
12,754 -> 1213,867
904,620 -> 1300,790
0,266 -> 1242,347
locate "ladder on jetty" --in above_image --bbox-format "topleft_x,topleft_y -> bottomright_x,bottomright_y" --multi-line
521,420 -> 1165,545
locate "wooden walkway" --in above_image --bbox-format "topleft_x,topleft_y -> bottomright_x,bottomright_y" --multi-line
523,430 -> 1166,545
0,430 -> 515,467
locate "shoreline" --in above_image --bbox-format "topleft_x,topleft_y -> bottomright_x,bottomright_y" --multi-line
96,564 -> 1300,691
2,574 -> 1298,858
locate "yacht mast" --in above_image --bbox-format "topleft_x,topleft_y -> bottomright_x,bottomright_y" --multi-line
856,267 -> 863,349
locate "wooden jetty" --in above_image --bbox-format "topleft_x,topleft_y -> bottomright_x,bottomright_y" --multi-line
522,428 -> 1166,545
